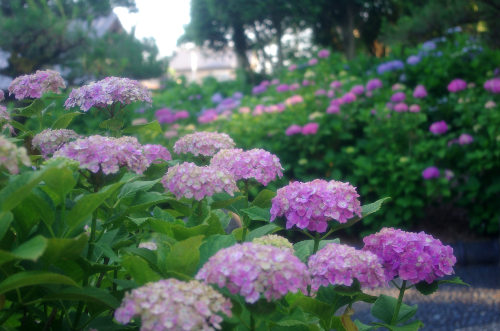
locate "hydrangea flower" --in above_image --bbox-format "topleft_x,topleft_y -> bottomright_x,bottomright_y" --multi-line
276,84 -> 289,93
32,129 -> 80,158
64,77 -> 152,112
447,79 -> 467,93
161,162 -> 238,200
413,85 -> 428,98
458,133 -> 474,145
391,92 -> 406,103
285,95 -> 303,106
409,104 -> 421,112
114,279 -> 232,331
377,60 -> 404,74
288,64 -> 297,71
155,108 -> 176,123
318,49 -> 330,58
406,55 -> 421,65
252,235 -> 294,252
308,58 -> 318,66
0,135 -> 31,174
286,124 -> 302,136
9,70 -> 65,100
142,144 -> 172,163
341,92 -> 356,103
484,100 -> 496,109
302,122 -> 319,135
366,78 -> 383,91
173,132 -> 235,157
196,243 -> 310,303
393,103 -> 408,112
0,106 -> 13,134
270,179 -> 362,233
363,228 -> 456,284
429,121 -> 448,135
198,109 -> 218,123
309,243 -> 386,290
210,148 -> 283,186
0,90 -> 4,101
326,104 -> 340,114
484,78 -> 500,94
54,135 -> 152,175
350,85 -> 364,95
422,166 -> 440,180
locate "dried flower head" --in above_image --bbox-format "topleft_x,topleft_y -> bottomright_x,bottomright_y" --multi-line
196,243 -> 310,303
114,279 -> 232,331
9,70 -> 65,100
270,179 -> 362,233
173,132 -> 235,157
0,135 -> 31,174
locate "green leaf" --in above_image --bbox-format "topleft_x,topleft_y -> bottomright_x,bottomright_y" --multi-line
43,164 -> 77,198
118,179 -> 160,199
122,255 -> 161,285
247,223 -> 281,241
99,118 -> 124,131
437,276 -> 469,287
0,235 -> 48,266
210,194 -> 245,210
354,319 -> 374,331
122,120 -> 162,134
251,189 -> 276,208
51,112 -> 81,129
198,234 -> 236,268
373,320 -> 424,331
187,200 -> 210,227
165,235 -> 204,276
65,181 -> 124,236
41,234 -> 88,264
14,99 -> 45,117
416,276 -> 469,295
240,206 -> 270,222
43,287 -> 120,309
371,295 -> 417,325
287,293 -> 335,327
330,197 -> 391,232
125,191 -> 169,213
0,212 -> 13,241
293,239 -> 339,263
0,271 -> 79,295
9,120 -> 33,135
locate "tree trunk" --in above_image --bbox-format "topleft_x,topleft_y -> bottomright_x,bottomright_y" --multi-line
232,21 -> 250,71
272,17 -> 284,69
342,2 -> 356,60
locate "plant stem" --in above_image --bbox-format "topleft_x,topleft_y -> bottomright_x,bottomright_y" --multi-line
312,233 -> 321,254
390,280 -> 407,325
250,313 -> 255,331
87,213 -> 97,260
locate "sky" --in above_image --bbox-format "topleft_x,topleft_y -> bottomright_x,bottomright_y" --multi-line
114,0 -> 191,58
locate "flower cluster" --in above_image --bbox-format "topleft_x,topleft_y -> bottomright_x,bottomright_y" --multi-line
32,129 -> 80,158
413,85 -> 428,98
318,49 -> 330,58
0,136 -> 31,174
8,70 -> 66,100
196,243 -> 309,303
377,60 -> 404,74
173,132 -> 235,157
308,243 -> 386,290
391,92 -> 406,103
114,279 -> 232,331
484,78 -> 500,94
429,121 -> 448,135
366,78 -> 383,91
270,179 -> 362,232
64,77 -> 152,112
447,79 -> 467,93
0,106 -> 13,134
363,228 -> 456,284
210,148 -> 283,186
252,235 -> 294,252
54,135 -> 153,174
142,144 -> 172,164
161,162 -> 238,200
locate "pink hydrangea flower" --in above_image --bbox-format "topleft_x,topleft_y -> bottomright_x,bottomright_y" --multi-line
0,135 -> 31,174
155,108 -> 176,123
484,100 -> 496,109
447,79 -> 467,93
363,228 -> 456,284
198,109 -> 218,123
309,243 -> 386,290
413,85 -> 428,98
196,243 -> 310,303
115,279 -> 232,331
270,179 -> 362,233
65,77 -> 152,112
289,83 -> 300,91
330,81 -> 342,90
161,162 -> 238,200
32,129 -> 80,158
288,64 -> 297,71
286,124 -> 302,136
308,58 -> 318,66
393,103 -> 409,112
422,166 -> 440,179
366,78 -> 383,91
350,85 -> 364,95
484,78 -> 500,94
392,83 -> 405,91
173,131 -> 235,157
302,122 -> 319,135
458,133 -> 473,145
391,92 -> 406,103
210,148 -> 283,186
175,110 -> 189,120
276,84 -> 290,93
0,106 -> 14,135
315,89 -> 327,96
54,135 -> 153,175
0,90 -> 4,101
409,104 -> 421,112
318,49 -> 330,58
9,70 -> 65,100
326,104 -> 340,114
285,95 -> 304,106
429,121 -> 448,135
341,92 -> 356,103
142,144 -> 172,163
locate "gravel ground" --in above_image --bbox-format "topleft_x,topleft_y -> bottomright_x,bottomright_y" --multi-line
352,264 -> 500,331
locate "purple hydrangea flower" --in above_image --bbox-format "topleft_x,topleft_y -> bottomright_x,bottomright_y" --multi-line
377,60 -> 404,74
252,84 -> 268,95
318,49 -> 330,58
393,103 -> 409,112
161,162 -> 238,200
286,124 -> 302,136
308,58 -> 318,66
114,279 -> 232,331
142,144 -> 172,163
363,228 -> 456,284
350,85 -> 364,95
9,70 -> 65,100
409,104 -> 421,112
484,78 -> 500,94
302,122 -> 319,135
390,92 -> 406,103
458,133 -> 474,145
155,108 -> 176,124
198,109 -> 218,123
54,135 -> 153,175
406,55 -> 421,65
429,121 -> 449,135
173,131 -> 235,157
447,79 -> 467,93
0,135 -> 31,174
309,243 -> 386,290
196,243 -> 310,303
422,166 -> 440,179
276,84 -> 290,93
65,77 -> 152,112
341,92 -> 356,103
366,78 -> 383,91
210,148 -> 283,186
0,90 -> 4,102
32,129 -> 80,158
326,104 -> 340,114
270,179 -> 362,232
288,64 -> 297,71
330,81 -> 342,90
413,85 -> 428,98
